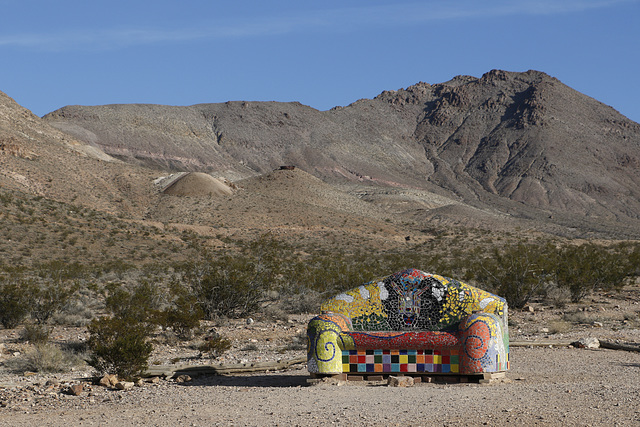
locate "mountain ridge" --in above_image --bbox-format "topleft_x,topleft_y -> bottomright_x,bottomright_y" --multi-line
40,70 -> 640,234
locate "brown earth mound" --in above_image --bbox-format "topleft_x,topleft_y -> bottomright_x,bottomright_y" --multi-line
162,172 -> 233,197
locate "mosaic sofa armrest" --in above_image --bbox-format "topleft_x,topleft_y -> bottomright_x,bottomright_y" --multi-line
457,312 -> 509,374
306,313 -> 355,374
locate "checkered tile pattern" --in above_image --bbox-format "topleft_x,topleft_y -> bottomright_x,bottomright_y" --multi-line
342,349 -> 459,373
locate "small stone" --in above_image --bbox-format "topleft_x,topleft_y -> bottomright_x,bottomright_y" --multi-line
135,379 -> 144,387
387,376 -> 414,387
246,318 -> 254,325
68,384 -> 83,396
99,374 -> 119,388
541,328 -> 549,333
175,375 -> 192,383
145,377 -> 161,384
571,337 -> 600,349
592,321 -> 604,328
115,381 -> 135,391
525,305 -> 535,313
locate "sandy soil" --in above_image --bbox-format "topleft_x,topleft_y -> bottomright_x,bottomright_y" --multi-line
1,345 -> 639,426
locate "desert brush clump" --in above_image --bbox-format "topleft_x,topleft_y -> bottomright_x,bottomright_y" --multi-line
87,283 -> 158,380
87,316 -> 154,380
197,332 -> 232,359
154,281 -> 203,340
5,343 -> 83,373
458,241 -> 638,309
0,281 -> 30,329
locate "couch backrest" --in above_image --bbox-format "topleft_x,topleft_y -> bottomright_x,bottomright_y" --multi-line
320,268 -> 507,332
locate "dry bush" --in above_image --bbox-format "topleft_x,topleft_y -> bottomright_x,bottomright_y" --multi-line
547,320 -> 573,334
5,343 -> 83,373
20,324 -> 51,344
563,311 -> 591,324
241,343 -> 259,351
544,284 -> 572,308
279,331 -> 307,352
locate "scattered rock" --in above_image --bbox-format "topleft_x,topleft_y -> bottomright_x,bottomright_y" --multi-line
98,374 -> 119,388
115,381 -> 135,391
592,321 -> 604,328
388,376 -> 414,387
67,384 -> 83,396
571,337 -> 600,349
246,318 -> 254,325
175,375 -> 192,383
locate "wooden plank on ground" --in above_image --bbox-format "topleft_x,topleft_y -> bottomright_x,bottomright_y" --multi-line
144,356 -> 307,377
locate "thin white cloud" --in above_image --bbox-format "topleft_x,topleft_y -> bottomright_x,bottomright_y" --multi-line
0,0 -> 636,51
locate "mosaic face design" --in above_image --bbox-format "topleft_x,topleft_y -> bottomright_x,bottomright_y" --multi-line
382,269 -> 449,330
321,268 -> 507,332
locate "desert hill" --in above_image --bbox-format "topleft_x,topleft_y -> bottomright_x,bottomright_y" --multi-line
0,90 -> 158,217
42,70 -> 640,238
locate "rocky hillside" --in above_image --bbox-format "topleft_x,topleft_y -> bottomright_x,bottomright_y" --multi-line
42,70 -> 640,237
0,90 -> 158,217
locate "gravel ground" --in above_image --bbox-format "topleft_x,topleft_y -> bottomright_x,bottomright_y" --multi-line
1,346 -> 640,426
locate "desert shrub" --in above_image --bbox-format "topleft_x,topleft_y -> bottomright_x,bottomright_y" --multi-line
563,311 -> 590,324
0,281 -> 29,328
20,323 -> 51,344
543,283 -> 572,308
104,281 -> 162,323
27,281 -> 78,325
280,331 -> 307,352
463,242 -> 553,309
154,282 -> 202,340
52,297 -> 96,326
241,343 -> 259,351
185,251 -> 276,319
547,320 -> 573,334
554,243 -> 633,302
87,316 -> 153,379
87,282 -> 159,379
198,333 -> 232,359
6,343 -> 82,373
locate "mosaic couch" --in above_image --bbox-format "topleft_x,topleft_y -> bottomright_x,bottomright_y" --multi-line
307,268 -> 509,376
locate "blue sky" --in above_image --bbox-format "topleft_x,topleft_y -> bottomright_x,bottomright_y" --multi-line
1,0 -> 639,123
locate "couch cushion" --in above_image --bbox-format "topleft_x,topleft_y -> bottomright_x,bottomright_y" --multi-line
345,330 -> 461,350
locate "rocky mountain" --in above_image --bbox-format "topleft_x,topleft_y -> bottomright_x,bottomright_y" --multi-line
41,70 -> 640,238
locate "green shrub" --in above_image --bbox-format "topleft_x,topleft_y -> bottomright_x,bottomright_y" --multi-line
187,254 -> 271,319
0,282 -> 29,328
28,281 -> 78,325
104,281 -> 162,323
463,242 -> 552,309
554,243 -> 633,302
198,334 -> 232,359
155,283 -> 202,340
87,316 -> 153,380
87,282 -> 159,379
